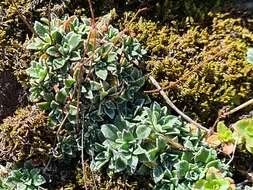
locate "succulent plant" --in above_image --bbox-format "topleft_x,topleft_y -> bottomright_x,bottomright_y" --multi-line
0,161 -> 46,190
92,102 -> 230,189
26,12 -> 149,158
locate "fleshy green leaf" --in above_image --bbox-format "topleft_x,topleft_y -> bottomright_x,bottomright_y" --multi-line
33,174 -> 46,186
217,121 -> 233,143
55,88 -> 67,104
65,76 -> 76,88
136,125 -> 151,139
247,48 -> 253,64
37,102 -> 50,110
101,124 -> 118,141
95,68 -> 108,80
68,32 -> 81,51
34,21 -> 48,38
46,46 -> 58,57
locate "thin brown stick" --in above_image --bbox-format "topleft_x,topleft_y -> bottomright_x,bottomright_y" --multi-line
47,0 -> 53,43
88,0 -> 95,23
126,7 -> 148,28
75,65 -> 83,127
223,98 -> 253,117
148,75 -> 210,133
56,113 -> 69,135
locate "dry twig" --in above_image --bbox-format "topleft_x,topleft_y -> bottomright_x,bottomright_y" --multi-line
223,98 -> 253,117
148,75 -> 210,133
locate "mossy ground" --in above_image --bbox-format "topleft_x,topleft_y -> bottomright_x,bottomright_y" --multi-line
128,12 -> 253,126
1,0 -> 253,189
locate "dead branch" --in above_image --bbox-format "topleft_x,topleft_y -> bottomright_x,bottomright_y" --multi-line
148,75 -> 210,133
223,98 -> 253,117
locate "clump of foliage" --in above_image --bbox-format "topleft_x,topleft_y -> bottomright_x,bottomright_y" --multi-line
26,11 -> 148,158
25,10 -> 234,189
91,102 -> 230,189
0,161 -> 46,190
0,0 -> 66,84
128,13 -> 253,126
208,118 -> 253,155
194,167 -> 235,190
234,118 -> 253,154
0,106 -> 54,163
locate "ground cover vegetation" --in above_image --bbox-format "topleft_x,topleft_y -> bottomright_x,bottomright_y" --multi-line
1,0 -> 253,189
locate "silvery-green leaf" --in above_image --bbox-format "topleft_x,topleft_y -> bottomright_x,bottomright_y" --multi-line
90,81 -> 102,91
68,32 -> 81,51
107,52 -> 117,62
153,166 -> 164,183
194,147 -> 210,163
122,129 -> 134,142
104,107 -> 115,119
115,157 -> 127,172
51,30 -> 63,44
95,68 -> 108,80
247,48 -> 253,64
46,46 -> 58,57
34,21 -> 48,38
136,125 -> 151,139
68,105 -> 77,116
174,160 -> 189,179
27,40 -> 44,50
55,88 -> 67,104
101,124 -> 118,141
53,58 -> 66,69
16,182 -> 26,190
105,100 -> 116,109
133,145 -> 146,155
130,156 -> 138,173
33,174 -> 46,186
70,51 -> 81,61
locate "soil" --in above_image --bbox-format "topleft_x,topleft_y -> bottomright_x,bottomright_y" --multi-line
0,71 -> 28,122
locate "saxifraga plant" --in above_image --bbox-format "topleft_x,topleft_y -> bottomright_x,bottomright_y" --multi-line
26,12 -> 148,158
0,161 -> 46,190
27,11 -> 231,189
92,102 -> 231,189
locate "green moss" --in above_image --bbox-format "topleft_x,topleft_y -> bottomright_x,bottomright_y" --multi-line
129,13 -> 253,126
0,106 -> 55,164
